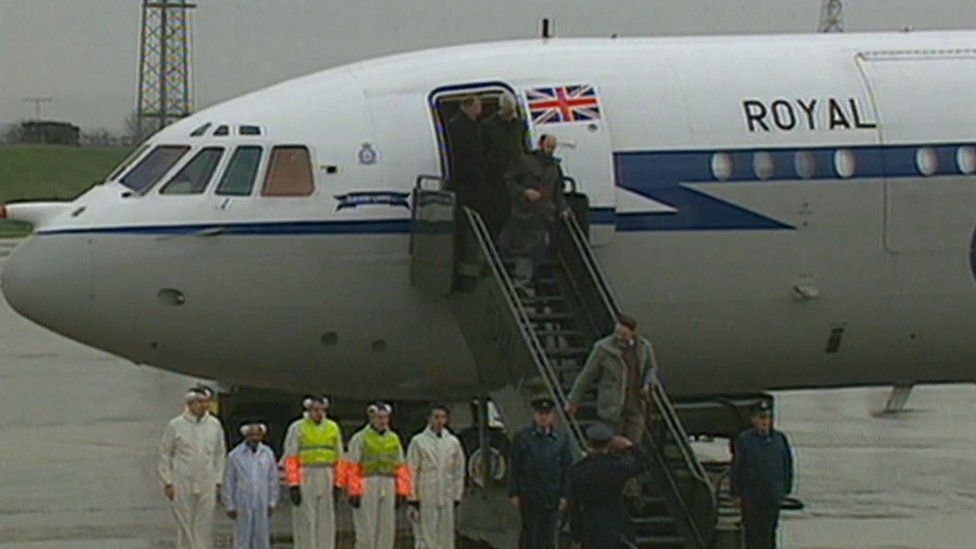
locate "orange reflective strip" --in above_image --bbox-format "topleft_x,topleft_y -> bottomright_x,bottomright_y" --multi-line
334,460 -> 349,488
284,456 -> 302,487
346,463 -> 365,497
394,463 -> 412,497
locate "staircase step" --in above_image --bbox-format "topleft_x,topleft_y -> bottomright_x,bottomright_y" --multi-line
631,515 -> 676,527
520,295 -> 567,304
533,328 -> 584,338
635,534 -> 685,546
528,311 -> 574,321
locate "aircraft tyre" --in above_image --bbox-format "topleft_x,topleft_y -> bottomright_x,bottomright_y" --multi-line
459,427 -> 509,487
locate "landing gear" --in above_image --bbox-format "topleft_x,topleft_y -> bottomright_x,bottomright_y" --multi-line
459,397 -> 509,487
882,384 -> 914,414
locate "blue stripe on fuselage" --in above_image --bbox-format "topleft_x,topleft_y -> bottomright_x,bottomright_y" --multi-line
35,143 -> 975,236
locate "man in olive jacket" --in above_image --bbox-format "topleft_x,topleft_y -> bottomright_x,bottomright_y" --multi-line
565,314 -> 659,443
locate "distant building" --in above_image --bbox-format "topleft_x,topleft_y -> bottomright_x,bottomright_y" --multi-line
20,121 -> 80,146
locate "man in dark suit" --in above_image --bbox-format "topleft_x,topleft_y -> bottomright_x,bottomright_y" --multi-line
445,95 -> 486,211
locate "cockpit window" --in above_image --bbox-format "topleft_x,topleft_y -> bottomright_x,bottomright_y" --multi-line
120,145 -> 190,192
160,147 -> 224,195
216,146 -> 262,196
107,144 -> 150,181
262,146 -> 314,197
214,125 -> 230,136
190,123 -> 212,137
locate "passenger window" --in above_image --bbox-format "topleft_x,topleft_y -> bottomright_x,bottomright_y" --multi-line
120,145 -> 190,192
216,146 -> 262,196
160,147 -> 224,195
261,146 -> 314,197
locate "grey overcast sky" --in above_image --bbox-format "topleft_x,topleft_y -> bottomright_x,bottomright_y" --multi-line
1,0 -> 975,131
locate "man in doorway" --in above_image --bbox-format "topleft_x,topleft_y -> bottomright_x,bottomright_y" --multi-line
158,387 -> 227,549
731,401 -> 795,549
499,134 -> 571,290
223,422 -> 279,549
406,404 -> 466,549
565,314 -> 659,445
445,95 -> 486,212
480,91 -> 528,236
507,397 -> 573,549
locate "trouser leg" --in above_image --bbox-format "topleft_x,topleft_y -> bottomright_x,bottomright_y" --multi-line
354,478 -> 383,549
610,413 -> 647,499
172,485 -> 194,549
316,468 -> 336,549
419,504 -> 454,549
376,478 -> 397,549
520,504 -> 558,549
253,505 -> 272,549
192,488 -> 216,549
766,505 -> 780,549
438,504 -> 456,549
417,504 -> 436,548
292,483 -> 316,548
231,507 -> 248,549
513,256 -> 533,287
742,502 -> 778,549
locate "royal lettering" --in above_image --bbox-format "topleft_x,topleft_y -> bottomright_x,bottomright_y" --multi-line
742,97 -> 877,132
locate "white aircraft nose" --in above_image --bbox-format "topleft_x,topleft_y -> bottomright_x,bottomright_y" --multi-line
1,236 -> 94,340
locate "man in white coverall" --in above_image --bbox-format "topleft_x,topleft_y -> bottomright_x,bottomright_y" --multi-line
158,387 -> 227,549
283,396 -> 346,549
406,404 -> 466,549
346,402 -> 412,549
222,423 -> 280,549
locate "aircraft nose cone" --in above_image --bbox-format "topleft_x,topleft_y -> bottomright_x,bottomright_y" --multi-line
1,237 -> 93,337
1,238 -> 37,316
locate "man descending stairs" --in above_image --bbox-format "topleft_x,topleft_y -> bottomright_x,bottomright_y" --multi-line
509,260 -> 688,547
409,177 -> 722,548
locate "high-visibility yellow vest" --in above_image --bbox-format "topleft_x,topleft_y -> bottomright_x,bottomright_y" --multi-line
361,429 -> 403,476
299,418 -> 341,466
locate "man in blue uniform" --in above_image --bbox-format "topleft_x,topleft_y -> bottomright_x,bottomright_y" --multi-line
568,424 -> 648,548
507,397 -> 573,549
731,401 -> 794,549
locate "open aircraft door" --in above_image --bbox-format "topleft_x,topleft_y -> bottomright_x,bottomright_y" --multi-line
857,50 -> 976,253
519,83 -> 615,244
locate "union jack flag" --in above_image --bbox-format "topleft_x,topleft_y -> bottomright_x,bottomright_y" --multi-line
526,84 -> 601,125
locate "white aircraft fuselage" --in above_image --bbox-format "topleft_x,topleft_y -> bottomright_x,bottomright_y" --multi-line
4,32 -> 976,401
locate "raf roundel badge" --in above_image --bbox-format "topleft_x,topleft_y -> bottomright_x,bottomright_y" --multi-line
358,143 -> 378,165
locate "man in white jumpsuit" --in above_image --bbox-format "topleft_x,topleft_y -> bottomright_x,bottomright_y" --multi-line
158,387 -> 227,549
406,405 -> 466,549
282,396 -> 346,549
346,402 -> 412,549
223,423 -> 280,549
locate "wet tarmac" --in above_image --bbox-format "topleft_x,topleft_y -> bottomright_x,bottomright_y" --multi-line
1,240 -> 974,548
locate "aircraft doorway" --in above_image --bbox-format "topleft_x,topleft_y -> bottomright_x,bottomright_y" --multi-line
430,83 -> 527,238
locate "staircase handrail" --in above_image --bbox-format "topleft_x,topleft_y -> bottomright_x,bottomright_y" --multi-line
456,205 -> 587,449
560,212 -> 620,319
558,205 -> 718,547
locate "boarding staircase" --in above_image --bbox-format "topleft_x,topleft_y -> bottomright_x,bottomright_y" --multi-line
410,176 -> 720,548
